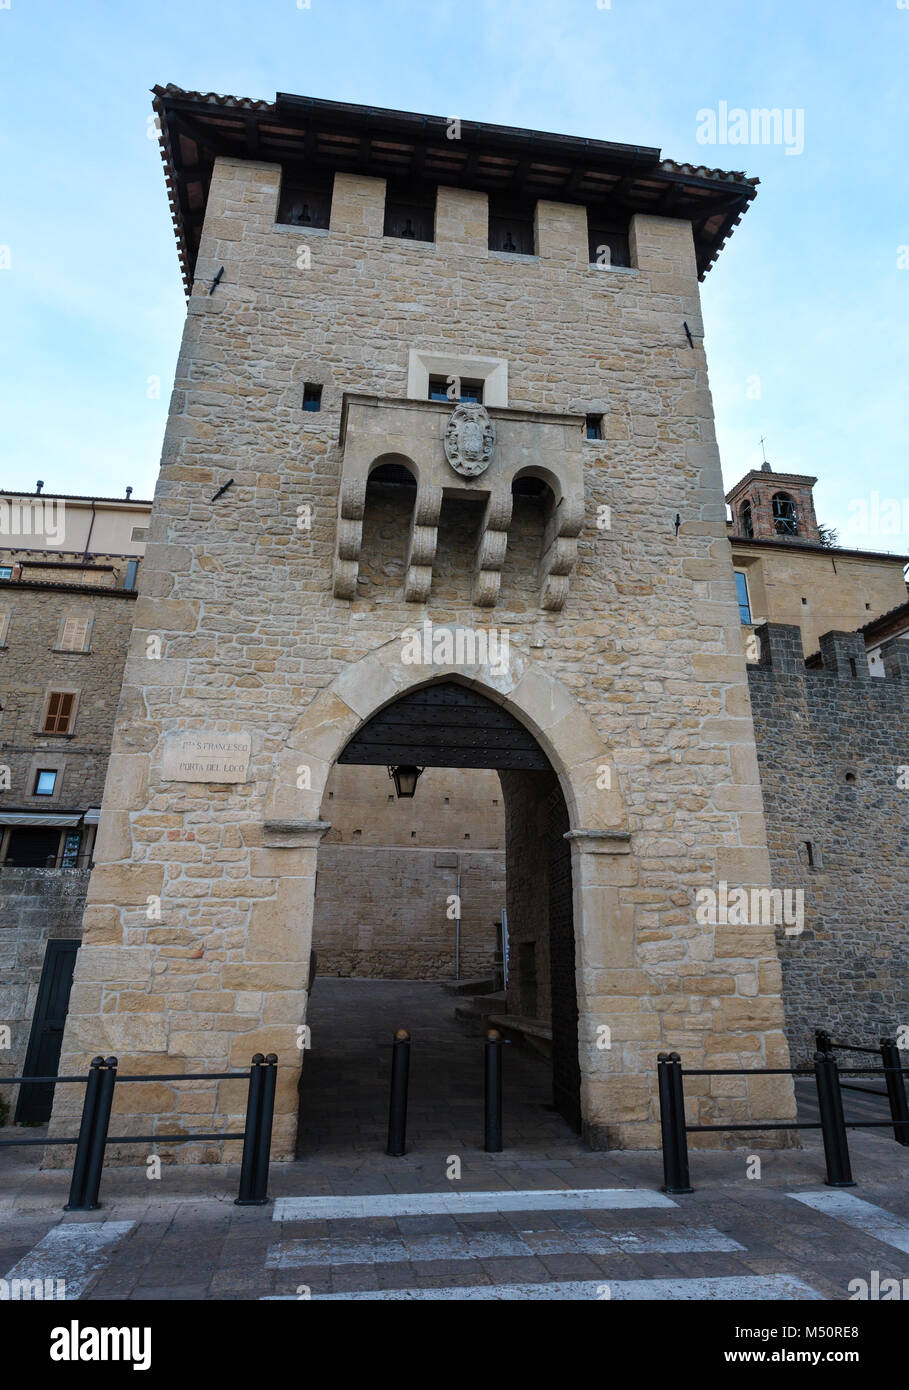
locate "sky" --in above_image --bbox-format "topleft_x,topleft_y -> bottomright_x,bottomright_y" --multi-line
1,0 -> 907,553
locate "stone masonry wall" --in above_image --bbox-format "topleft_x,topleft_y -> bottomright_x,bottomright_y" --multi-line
312,845 -> 504,979
749,625 -> 909,1062
51,156 -> 795,1158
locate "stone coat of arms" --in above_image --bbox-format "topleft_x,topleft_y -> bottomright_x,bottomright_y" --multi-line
443,401 -> 496,478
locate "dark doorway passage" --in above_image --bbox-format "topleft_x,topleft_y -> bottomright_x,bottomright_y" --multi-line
302,678 -> 583,1157
15,938 -> 80,1123
295,979 -> 580,1158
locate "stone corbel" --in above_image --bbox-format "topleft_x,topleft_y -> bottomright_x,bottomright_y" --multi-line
332,475 -> 367,599
404,483 -> 442,603
472,487 -> 513,607
539,494 -> 584,611
263,818 -> 333,850
563,828 -> 632,854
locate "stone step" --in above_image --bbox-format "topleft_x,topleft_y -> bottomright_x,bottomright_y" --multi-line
472,990 -> 507,1012
441,978 -> 498,997
454,992 -> 509,1035
487,1014 -> 553,1043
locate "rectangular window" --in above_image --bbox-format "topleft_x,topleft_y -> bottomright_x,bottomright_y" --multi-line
384,180 -> 436,243
734,571 -> 752,625
0,567 -> 12,580
488,197 -> 536,255
43,691 -> 75,734
4,825 -> 60,866
58,616 -> 91,653
276,166 -> 333,229
302,383 -> 323,412
585,414 -> 603,441
124,559 -> 140,591
588,211 -> 631,268
34,769 -> 58,796
130,526 -> 148,542
428,375 -> 484,404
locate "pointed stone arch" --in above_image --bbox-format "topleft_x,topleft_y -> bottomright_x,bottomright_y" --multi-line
264,630 -> 632,1144
264,629 -> 627,837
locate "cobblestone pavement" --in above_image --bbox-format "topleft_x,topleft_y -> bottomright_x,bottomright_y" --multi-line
2,982 -> 908,1302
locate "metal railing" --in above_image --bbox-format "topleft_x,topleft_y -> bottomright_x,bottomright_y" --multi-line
657,1042 -> 909,1194
0,1053 -> 278,1210
0,854 -> 93,871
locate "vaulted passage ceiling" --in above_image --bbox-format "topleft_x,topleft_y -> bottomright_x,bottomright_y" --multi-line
337,680 -> 551,771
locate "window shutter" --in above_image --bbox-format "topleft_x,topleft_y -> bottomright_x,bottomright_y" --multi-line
43,691 -> 75,734
60,616 -> 90,652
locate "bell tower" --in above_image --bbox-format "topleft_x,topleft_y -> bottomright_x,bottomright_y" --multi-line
726,461 -> 821,544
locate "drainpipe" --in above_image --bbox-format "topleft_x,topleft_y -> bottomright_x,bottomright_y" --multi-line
82,501 -> 97,561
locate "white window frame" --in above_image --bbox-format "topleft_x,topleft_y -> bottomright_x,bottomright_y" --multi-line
34,769 -> 59,797
407,349 -> 508,408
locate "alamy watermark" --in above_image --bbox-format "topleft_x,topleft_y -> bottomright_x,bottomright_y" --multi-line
846,492 -> 909,536
696,881 -> 805,936
0,496 -> 66,546
696,102 -> 805,157
400,621 -> 510,678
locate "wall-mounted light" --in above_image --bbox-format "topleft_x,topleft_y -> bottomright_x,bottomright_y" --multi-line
388,765 -> 423,799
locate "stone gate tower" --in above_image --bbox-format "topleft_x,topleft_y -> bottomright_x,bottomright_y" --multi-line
51,88 -> 797,1158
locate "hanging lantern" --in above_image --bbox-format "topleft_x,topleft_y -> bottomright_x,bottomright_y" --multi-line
388,764 -> 423,799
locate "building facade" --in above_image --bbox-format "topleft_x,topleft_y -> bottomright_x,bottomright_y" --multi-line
29,88 -> 908,1163
0,490 -> 148,1118
45,87 -> 802,1159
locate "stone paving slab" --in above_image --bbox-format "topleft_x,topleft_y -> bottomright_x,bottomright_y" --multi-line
2,1126 -> 909,1300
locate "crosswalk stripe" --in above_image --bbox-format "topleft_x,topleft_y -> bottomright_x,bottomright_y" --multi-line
0,1221 -> 134,1301
788,1191 -> 909,1254
273,1188 -> 676,1222
263,1274 -> 821,1301
266,1222 -> 744,1267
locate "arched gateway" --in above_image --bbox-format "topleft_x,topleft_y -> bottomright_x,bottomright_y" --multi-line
49,100 -> 798,1161
262,634 -> 629,1152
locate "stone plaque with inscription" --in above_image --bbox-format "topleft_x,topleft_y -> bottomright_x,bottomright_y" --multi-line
162,731 -> 252,784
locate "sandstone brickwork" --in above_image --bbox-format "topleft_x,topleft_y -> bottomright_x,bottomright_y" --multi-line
50,149 -> 798,1159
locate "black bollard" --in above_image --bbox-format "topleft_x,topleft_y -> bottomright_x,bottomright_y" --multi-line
880,1038 -> 909,1147
484,1029 -> 504,1153
814,1051 -> 855,1187
65,1056 -> 105,1212
657,1052 -> 693,1194
386,1029 -> 411,1156
236,1054 -> 265,1204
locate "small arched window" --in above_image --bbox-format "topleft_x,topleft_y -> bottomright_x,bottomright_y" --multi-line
740,500 -> 754,538
772,492 -> 799,536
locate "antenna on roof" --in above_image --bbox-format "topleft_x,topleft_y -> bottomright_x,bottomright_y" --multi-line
36,480 -> 44,494
760,436 -> 772,472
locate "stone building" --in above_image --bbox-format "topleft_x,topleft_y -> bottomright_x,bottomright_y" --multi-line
727,465 -> 909,660
861,599 -> 909,678
34,87 -> 908,1163
0,489 -> 149,1119
47,86 -> 799,1158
